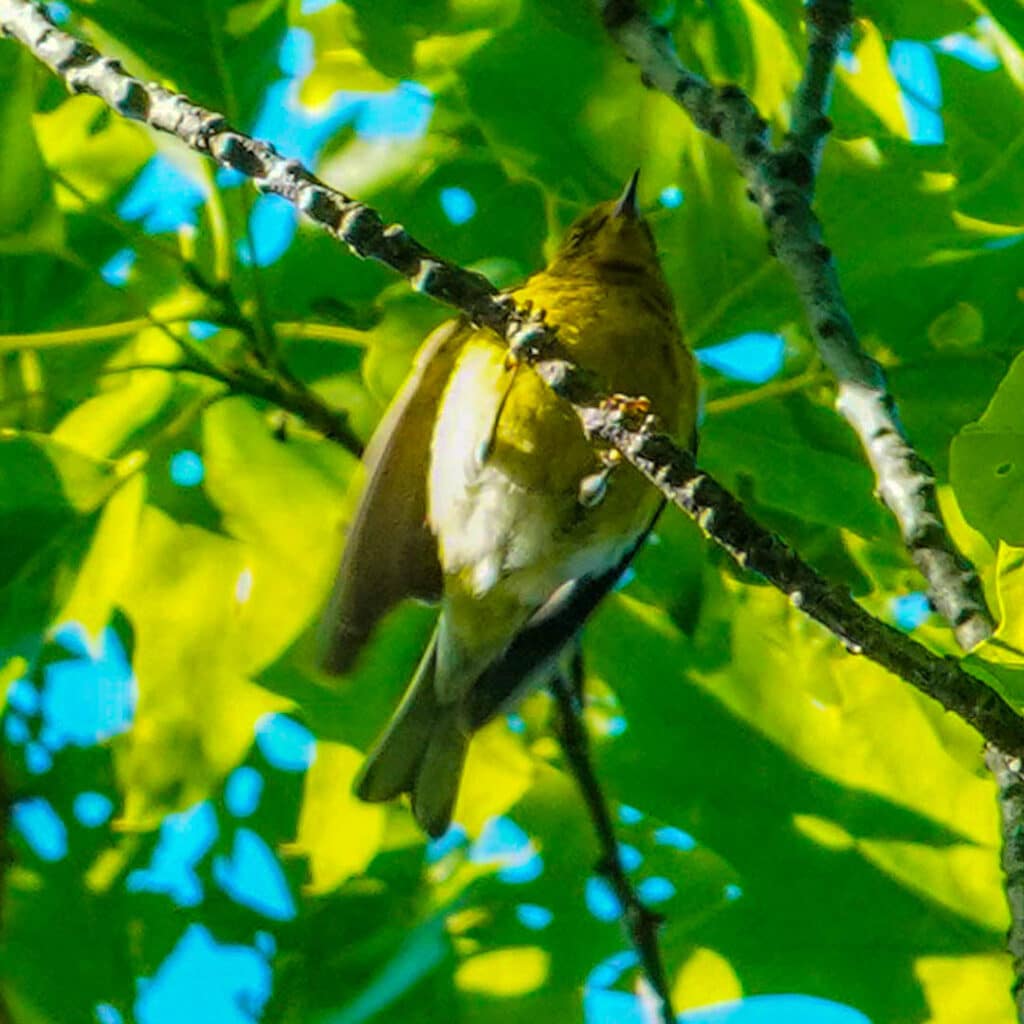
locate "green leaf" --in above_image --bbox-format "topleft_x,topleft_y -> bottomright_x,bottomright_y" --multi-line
291,741 -> 386,893
33,93 -> 153,206
200,398 -> 355,669
587,582 -> 1010,1022
831,21 -> 909,142
855,0 -> 975,38
951,352 -> 1024,544
0,432 -> 121,654
0,43 -> 63,253
700,395 -> 887,537
981,0 -> 1024,59
889,354 -> 1008,475
76,0 -> 288,124
114,505 -> 289,826
939,48 -> 1024,226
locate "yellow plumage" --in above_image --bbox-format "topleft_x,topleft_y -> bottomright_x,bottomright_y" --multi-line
321,173 -> 698,836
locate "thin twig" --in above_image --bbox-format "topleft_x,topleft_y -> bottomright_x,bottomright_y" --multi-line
596,0 -> 994,653
0,316 -> 197,353
551,650 -> 675,1024
703,364 -> 827,417
986,746 -> 1024,1022
787,0 -> 851,178
3,0 -> 1020,753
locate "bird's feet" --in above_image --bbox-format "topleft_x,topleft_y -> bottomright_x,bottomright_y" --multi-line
601,393 -> 653,424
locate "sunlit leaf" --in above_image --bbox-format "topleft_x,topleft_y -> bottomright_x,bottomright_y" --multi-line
0,43 -> 63,253
291,741 -> 386,893
951,352 -> 1024,544
0,432 -> 121,653
76,0 -> 288,124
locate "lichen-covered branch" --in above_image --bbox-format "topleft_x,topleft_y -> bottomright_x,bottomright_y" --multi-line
788,0 -> 852,175
987,746 -> 1024,1021
0,0 -> 560,402
597,0 -> 993,653
536,370 -> 1024,757
551,655 -> 675,1024
784,4 -> 1024,1002
4,0 -> 1022,753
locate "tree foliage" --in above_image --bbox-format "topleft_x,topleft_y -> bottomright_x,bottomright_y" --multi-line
2,1 -> 1024,1022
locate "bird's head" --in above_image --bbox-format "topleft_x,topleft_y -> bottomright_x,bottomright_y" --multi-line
548,170 -> 662,280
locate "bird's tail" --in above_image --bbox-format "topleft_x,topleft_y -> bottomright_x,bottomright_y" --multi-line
354,630 -> 469,837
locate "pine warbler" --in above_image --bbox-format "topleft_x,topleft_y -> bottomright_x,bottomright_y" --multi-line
321,172 -> 698,836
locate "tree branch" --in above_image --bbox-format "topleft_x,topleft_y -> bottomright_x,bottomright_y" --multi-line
986,746 -> 1024,1020
788,0 -> 852,176
564,385 -> 1024,756
596,0 -> 994,653
551,651 -> 675,1024
599,8 -> 1024,997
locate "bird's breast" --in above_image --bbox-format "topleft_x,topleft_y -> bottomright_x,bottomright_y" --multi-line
428,273 -> 693,604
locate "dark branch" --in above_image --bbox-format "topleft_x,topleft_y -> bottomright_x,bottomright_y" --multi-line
987,746 -> 1024,1021
566,389 -> 1024,755
551,652 -> 675,1023
596,0 -> 994,653
787,0 -> 852,175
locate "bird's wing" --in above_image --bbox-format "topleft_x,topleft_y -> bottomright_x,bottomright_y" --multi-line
461,501 -> 666,729
320,318 -> 471,674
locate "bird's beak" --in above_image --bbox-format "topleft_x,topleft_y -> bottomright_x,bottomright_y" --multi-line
613,169 -> 641,219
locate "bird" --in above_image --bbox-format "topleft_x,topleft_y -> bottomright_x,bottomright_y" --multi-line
320,171 -> 698,837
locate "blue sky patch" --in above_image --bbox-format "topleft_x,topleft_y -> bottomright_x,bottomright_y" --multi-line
100,248 -> 136,287
13,797 -> 67,862
170,450 -> 205,488
697,333 -> 784,383
255,714 -> 316,771
890,41 -> 944,145
440,186 -> 477,225
213,827 -> 297,921
126,801 -> 218,907
119,156 -> 206,233
516,903 -> 554,930
659,185 -> 684,208
585,876 -> 622,921
470,815 -> 544,883
134,924 -> 272,1024
42,625 -> 136,749
225,766 -> 264,818
892,592 -> 931,631
75,791 -> 115,828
